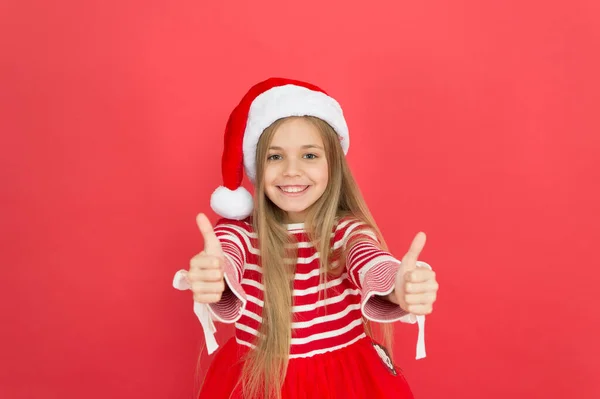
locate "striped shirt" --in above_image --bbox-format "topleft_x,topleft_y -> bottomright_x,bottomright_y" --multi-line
208,216 -> 424,359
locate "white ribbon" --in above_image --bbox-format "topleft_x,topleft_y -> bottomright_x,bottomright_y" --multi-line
414,261 -> 430,360
172,270 -> 219,355
416,315 -> 426,359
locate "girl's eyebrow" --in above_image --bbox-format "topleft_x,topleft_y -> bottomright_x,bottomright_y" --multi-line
268,145 -> 324,150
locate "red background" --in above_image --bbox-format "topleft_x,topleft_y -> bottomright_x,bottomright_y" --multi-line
1,1 -> 599,398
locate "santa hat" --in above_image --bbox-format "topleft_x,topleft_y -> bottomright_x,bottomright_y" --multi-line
210,77 -> 350,220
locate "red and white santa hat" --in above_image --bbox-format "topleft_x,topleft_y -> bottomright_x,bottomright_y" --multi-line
210,77 -> 350,220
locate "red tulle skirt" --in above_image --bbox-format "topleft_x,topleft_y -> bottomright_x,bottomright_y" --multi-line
198,336 -> 414,399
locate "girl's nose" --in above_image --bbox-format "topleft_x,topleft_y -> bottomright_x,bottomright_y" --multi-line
283,159 -> 301,177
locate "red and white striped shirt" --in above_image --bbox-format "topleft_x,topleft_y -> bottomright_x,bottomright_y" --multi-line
207,216 -> 426,359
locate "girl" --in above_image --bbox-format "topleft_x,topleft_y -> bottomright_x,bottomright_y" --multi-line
173,77 -> 439,399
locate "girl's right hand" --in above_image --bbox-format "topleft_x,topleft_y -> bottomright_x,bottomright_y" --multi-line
187,213 -> 226,304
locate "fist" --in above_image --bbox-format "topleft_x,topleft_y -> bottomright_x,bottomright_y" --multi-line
393,232 -> 439,315
187,213 -> 226,303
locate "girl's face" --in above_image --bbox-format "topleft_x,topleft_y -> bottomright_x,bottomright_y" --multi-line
263,118 -> 329,223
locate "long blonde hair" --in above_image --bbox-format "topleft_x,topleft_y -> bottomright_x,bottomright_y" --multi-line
240,116 -> 394,399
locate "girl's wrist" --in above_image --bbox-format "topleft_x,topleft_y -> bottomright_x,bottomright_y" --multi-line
386,291 -> 399,305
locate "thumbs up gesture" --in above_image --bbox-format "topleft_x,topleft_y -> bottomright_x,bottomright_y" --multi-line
393,232 -> 439,315
187,213 -> 226,304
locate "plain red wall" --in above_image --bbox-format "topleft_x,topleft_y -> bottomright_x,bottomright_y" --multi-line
2,1 -> 599,398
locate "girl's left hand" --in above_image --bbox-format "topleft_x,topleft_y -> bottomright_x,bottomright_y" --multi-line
392,232 -> 439,315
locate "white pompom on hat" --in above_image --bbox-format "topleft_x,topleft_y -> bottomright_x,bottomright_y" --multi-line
210,77 -> 350,220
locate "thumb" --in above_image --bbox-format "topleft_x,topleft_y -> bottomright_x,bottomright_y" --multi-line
196,213 -> 223,257
401,232 -> 426,275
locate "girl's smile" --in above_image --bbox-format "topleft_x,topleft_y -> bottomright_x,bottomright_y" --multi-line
277,185 -> 310,195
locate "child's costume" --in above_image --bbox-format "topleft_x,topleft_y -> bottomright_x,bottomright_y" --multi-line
173,78 -> 431,398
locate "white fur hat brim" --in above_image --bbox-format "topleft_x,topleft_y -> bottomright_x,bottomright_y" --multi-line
243,84 -> 349,183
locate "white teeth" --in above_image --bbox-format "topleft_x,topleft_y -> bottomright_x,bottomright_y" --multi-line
280,186 -> 307,193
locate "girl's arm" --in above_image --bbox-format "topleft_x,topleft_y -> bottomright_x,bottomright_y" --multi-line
343,227 -> 432,323
206,219 -> 250,323
342,223 -> 433,359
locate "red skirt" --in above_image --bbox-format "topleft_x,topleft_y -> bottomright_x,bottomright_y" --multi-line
199,336 -> 414,399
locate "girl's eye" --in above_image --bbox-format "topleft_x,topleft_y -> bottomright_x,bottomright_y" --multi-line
304,153 -> 317,159
267,154 -> 282,161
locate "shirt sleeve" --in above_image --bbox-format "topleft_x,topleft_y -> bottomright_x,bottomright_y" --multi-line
342,223 -> 432,323
343,228 -> 409,322
206,219 -> 249,323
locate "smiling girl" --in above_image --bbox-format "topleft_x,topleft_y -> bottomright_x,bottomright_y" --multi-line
174,77 -> 439,399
